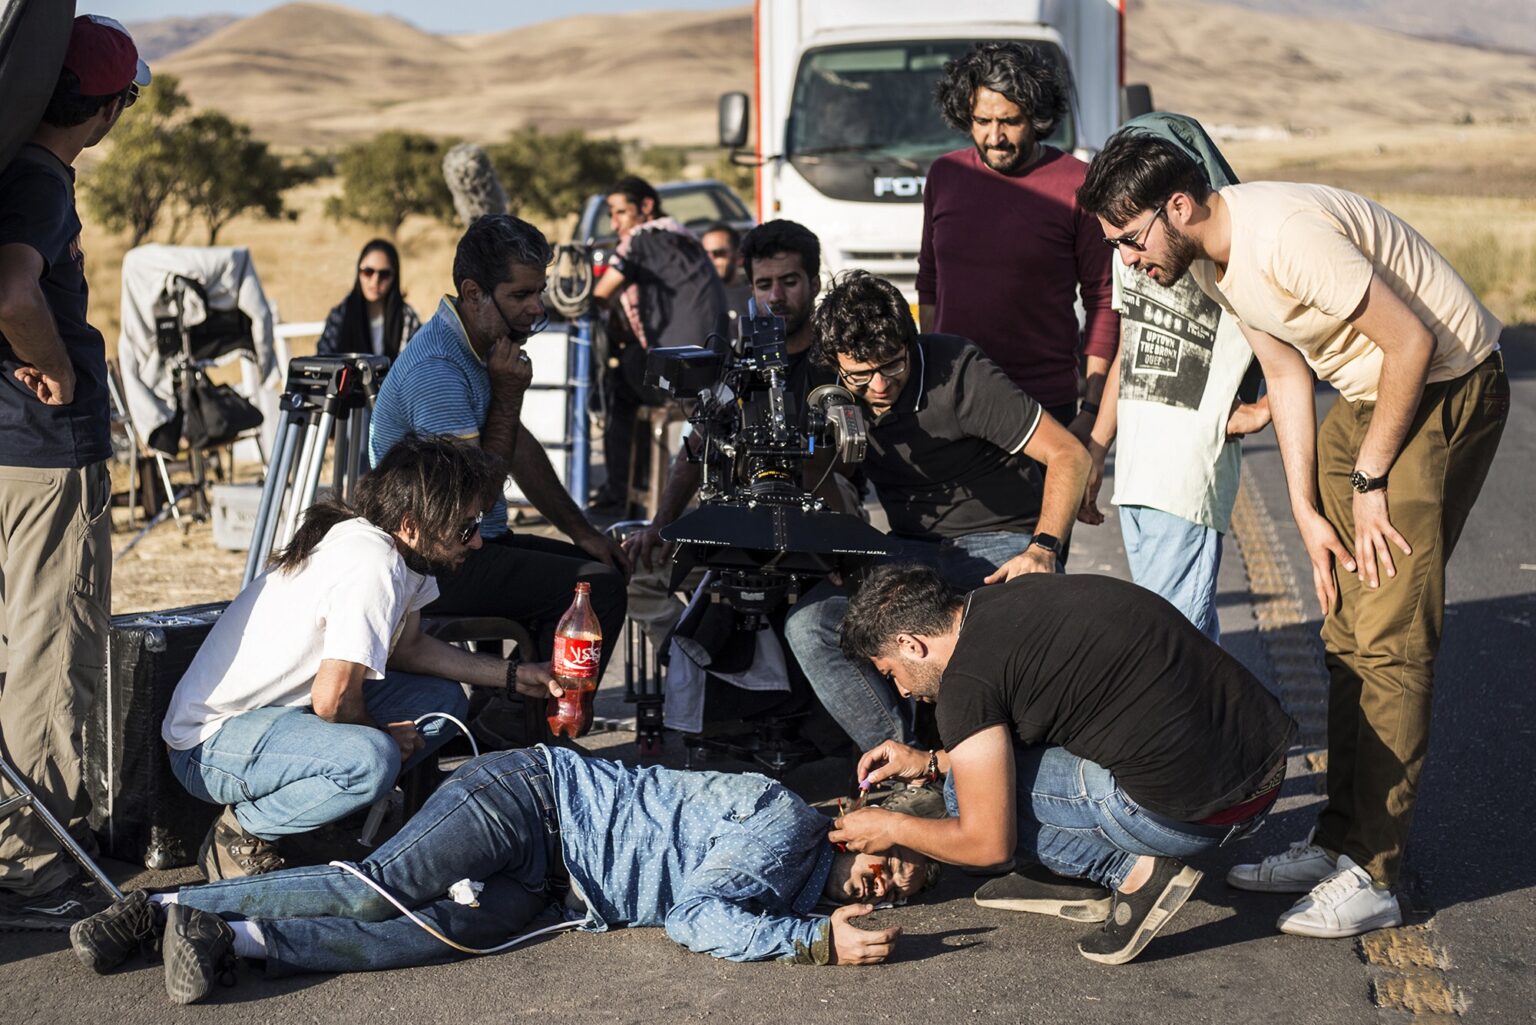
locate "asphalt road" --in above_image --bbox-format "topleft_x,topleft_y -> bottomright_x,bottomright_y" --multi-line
3,331 -> 1531,1024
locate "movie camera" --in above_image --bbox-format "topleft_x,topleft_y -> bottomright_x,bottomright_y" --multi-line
645,304 -> 894,626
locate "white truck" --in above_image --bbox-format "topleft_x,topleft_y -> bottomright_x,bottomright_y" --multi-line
719,0 -> 1150,299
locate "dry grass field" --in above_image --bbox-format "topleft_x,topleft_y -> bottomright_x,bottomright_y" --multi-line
84,1 -> 1536,612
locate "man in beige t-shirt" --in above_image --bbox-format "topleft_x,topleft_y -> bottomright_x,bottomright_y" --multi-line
1078,132 -> 1508,940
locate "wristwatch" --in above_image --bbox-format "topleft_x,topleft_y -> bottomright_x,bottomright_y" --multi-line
1349,470 -> 1389,494
1029,533 -> 1062,557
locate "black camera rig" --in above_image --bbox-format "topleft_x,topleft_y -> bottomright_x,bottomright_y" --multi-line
645,307 -> 894,627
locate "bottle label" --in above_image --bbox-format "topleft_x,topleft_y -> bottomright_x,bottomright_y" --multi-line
554,636 -> 601,680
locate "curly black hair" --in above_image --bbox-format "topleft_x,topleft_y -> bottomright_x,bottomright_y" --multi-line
1077,132 -> 1211,228
810,271 -> 914,369
840,563 -> 965,663
934,41 -> 1069,138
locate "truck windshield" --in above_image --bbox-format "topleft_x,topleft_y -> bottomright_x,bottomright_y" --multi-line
788,39 -> 1075,165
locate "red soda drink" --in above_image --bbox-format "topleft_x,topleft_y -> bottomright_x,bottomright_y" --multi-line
548,582 -> 602,738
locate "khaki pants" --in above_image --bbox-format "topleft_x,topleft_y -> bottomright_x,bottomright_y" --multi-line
0,461 -> 112,895
1313,353 -> 1508,885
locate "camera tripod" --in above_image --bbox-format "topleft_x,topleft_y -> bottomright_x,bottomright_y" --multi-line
242,355 -> 389,586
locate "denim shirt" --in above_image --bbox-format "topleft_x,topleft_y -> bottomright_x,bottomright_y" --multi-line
539,746 -> 835,963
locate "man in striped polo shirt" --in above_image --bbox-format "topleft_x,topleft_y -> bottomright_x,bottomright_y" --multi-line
371,215 -> 629,727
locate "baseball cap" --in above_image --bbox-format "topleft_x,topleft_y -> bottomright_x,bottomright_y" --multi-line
62,15 -> 152,97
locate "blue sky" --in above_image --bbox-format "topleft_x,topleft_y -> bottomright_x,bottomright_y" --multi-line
106,0 -> 744,34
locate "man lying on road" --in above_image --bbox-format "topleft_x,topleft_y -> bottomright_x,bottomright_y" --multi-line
71,746 -> 933,1004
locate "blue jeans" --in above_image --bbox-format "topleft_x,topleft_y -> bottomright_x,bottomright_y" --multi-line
170,672 -> 469,839
177,750 -> 561,977
945,745 -> 1269,889
1120,505 -> 1223,643
784,530 -> 1036,752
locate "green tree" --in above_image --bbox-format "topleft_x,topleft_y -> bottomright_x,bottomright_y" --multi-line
82,73 -> 191,247
708,150 -> 756,208
635,143 -> 688,182
179,112 -> 292,244
327,131 -> 455,235
488,127 -> 627,223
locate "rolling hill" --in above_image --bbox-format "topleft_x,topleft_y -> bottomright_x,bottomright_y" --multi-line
145,0 -> 1536,148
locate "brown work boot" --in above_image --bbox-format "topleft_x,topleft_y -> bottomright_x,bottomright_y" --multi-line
197,807 -> 285,881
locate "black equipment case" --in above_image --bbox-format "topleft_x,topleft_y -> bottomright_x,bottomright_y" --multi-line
83,603 -> 228,869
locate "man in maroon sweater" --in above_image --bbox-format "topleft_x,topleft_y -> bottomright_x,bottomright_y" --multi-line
918,42 -> 1118,445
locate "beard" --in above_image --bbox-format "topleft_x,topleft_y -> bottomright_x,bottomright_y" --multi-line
974,137 -> 1032,174
1143,221 -> 1201,287
901,656 -> 945,701
399,540 -> 463,577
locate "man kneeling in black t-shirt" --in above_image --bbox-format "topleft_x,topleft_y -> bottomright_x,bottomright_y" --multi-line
829,564 -> 1296,966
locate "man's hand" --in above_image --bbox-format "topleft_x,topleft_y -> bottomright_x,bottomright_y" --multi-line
487,339 -> 533,398
829,807 -> 904,854
384,721 -> 424,763
1076,439 -> 1109,526
13,365 -> 74,406
857,740 -> 931,788
1297,509 -> 1357,615
1225,396 -> 1272,442
512,660 -> 562,700
1352,489 -> 1412,590
1066,409 -> 1096,449
574,529 -> 633,579
983,545 -> 1055,584
828,904 -> 901,966
622,525 -> 672,570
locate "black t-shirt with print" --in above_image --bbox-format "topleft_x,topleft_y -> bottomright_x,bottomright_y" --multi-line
0,145 -> 111,468
937,574 -> 1296,822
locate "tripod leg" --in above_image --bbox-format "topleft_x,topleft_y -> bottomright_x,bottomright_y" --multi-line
244,412 -> 303,585
0,758 -> 123,902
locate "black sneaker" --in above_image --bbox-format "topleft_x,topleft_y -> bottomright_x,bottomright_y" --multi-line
163,903 -> 237,1005
874,780 -> 948,820
1077,858 -> 1203,965
974,864 -> 1113,922
69,889 -> 165,972
199,806 -> 286,881
0,877 -> 110,932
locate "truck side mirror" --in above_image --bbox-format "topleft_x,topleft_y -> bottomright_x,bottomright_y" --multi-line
1121,84 -> 1155,123
719,92 -> 750,149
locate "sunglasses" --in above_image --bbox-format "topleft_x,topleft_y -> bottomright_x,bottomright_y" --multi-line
839,355 -> 908,389
122,82 -> 140,110
455,512 -> 483,545
1104,205 -> 1169,253
359,267 -> 395,281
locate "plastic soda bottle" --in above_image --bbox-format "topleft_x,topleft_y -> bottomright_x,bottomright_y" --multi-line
548,582 -> 601,738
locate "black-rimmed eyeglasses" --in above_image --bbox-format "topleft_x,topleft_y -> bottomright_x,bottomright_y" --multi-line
1104,205 -> 1169,253
839,355 -> 908,389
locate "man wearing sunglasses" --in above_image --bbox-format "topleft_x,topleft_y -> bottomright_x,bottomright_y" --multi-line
782,272 -> 1091,757
161,437 -> 560,883
0,15 -> 151,930
1078,132 -> 1508,940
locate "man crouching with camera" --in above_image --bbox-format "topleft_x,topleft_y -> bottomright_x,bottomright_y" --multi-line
783,272 -> 1091,756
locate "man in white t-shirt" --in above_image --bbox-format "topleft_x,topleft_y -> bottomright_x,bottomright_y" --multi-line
162,436 -> 558,881
1078,134 -> 1508,940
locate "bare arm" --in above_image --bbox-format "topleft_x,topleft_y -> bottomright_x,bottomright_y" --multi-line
1078,353 -> 1122,526
831,726 -> 1015,867
1241,322 -> 1357,613
510,425 -> 632,576
622,442 -> 704,569
387,611 -> 558,698
918,303 -> 934,333
985,412 -> 1091,582
481,338 -> 532,467
0,243 -> 75,404
591,265 -> 626,304
309,658 -> 422,764
1341,274 -> 1435,588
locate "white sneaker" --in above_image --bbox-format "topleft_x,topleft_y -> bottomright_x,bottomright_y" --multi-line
1277,855 -> 1402,939
1226,829 -> 1337,893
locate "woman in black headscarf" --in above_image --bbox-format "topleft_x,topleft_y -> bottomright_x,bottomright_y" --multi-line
316,239 -> 422,358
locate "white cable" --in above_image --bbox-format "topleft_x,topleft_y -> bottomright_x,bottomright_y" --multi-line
412,712 -> 480,759
328,860 -> 582,956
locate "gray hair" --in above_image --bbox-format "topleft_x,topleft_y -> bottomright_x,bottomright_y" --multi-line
452,214 -> 552,293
